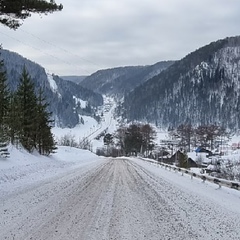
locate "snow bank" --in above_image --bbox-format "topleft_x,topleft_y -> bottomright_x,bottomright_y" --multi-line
0,145 -> 104,198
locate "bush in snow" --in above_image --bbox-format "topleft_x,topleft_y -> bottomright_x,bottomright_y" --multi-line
219,159 -> 240,182
59,133 -> 78,147
78,138 -> 92,151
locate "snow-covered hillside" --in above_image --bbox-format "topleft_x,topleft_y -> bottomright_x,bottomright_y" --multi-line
123,36 -> 240,130
52,96 -> 118,152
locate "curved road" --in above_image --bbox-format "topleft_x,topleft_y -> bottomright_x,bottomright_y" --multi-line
1,159 -> 240,239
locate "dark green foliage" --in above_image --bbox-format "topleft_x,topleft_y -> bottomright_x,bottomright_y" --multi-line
13,66 -> 56,154
103,133 -> 114,156
0,0 -> 63,29
0,53 -> 56,156
103,133 -> 113,146
15,66 -> 38,152
0,50 -> 9,125
8,93 -> 21,145
0,49 -> 10,157
35,88 -> 56,155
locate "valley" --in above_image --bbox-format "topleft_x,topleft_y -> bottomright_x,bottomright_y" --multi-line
1,3 -> 240,240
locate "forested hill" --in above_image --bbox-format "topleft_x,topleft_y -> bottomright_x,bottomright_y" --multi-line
122,36 -> 240,131
79,61 -> 174,98
0,49 -> 103,128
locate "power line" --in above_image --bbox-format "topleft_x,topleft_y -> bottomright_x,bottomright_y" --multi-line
0,29 -> 97,75
19,28 -> 103,69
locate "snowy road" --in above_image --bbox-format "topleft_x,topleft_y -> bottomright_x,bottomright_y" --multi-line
1,158 -> 240,240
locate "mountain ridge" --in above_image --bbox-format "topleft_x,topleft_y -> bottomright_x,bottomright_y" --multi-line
0,49 -> 103,128
2,35 -> 240,131
79,61 -> 174,98
122,36 -> 240,130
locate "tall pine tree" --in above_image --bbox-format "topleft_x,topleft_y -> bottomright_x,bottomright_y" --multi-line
0,0 -> 63,29
8,92 -> 21,146
0,55 -> 56,156
36,88 -> 56,155
15,66 -> 38,152
0,48 -> 10,157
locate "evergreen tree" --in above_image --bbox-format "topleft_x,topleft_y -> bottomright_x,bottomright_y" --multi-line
103,133 -> 113,146
8,92 -> 21,146
36,88 -> 56,155
15,66 -> 38,152
0,50 -> 57,156
0,48 -> 10,157
103,133 -> 113,156
0,0 -> 63,29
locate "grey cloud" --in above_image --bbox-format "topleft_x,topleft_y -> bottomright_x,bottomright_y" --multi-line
0,0 -> 240,75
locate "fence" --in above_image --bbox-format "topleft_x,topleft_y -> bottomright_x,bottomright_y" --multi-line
139,158 -> 240,191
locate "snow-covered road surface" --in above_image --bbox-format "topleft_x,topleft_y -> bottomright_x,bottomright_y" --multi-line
1,158 -> 240,240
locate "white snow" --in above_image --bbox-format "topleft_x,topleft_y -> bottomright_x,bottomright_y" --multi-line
129,157 -> 240,214
47,73 -> 62,99
1,95 -> 240,239
0,145 -> 105,199
1,148 -> 240,239
73,96 -> 87,108
47,73 -> 58,93
52,95 -> 119,152
53,116 -> 99,140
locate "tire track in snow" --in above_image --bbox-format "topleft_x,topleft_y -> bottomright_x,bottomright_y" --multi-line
1,158 -> 240,239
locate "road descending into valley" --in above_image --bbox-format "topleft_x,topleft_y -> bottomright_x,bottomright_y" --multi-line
1,158 -> 240,240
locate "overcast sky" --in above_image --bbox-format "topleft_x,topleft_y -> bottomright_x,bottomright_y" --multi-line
0,0 -> 240,76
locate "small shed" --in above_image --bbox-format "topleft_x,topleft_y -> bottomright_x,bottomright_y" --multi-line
187,157 -> 198,168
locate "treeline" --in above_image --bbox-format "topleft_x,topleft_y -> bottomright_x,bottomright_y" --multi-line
0,52 -> 56,157
95,122 -> 230,158
168,123 -> 230,152
96,123 -> 156,157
